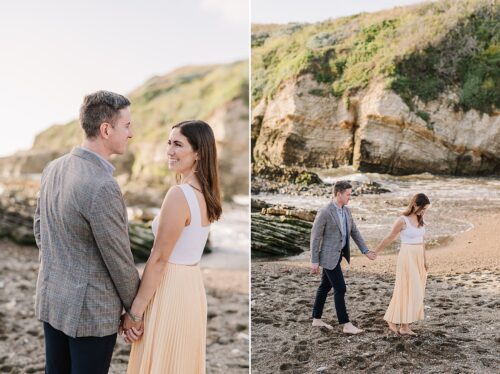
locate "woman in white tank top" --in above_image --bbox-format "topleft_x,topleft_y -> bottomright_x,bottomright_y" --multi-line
374,193 -> 431,336
123,120 -> 222,373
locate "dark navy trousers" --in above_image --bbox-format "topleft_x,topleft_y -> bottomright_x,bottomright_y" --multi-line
43,322 -> 117,374
312,255 -> 349,324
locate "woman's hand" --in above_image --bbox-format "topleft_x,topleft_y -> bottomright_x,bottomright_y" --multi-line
124,326 -> 144,344
120,313 -> 144,343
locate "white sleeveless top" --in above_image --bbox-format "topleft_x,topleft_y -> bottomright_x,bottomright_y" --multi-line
151,184 -> 210,265
400,216 -> 425,244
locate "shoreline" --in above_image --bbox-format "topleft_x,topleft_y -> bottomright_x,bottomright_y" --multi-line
253,211 -> 500,271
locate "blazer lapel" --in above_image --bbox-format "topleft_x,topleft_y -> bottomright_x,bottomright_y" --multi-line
346,208 -> 352,235
327,203 -> 343,235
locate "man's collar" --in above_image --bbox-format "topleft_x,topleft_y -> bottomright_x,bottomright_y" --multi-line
332,201 -> 344,210
72,146 -> 115,174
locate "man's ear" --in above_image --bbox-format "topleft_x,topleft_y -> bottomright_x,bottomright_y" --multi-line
100,122 -> 111,138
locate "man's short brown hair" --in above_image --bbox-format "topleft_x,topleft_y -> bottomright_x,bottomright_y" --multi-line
334,180 -> 352,196
79,91 -> 130,138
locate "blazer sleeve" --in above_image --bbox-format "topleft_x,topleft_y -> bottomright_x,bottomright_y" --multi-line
89,181 -> 140,312
349,212 -> 369,254
33,194 -> 41,250
310,208 -> 327,264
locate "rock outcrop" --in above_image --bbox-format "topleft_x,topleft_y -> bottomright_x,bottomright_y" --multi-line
251,199 -> 314,257
253,75 -> 500,175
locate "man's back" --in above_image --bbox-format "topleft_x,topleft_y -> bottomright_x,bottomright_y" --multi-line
35,147 -> 140,338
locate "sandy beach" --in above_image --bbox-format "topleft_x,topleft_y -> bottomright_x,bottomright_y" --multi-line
251,212 -> 500,373
0,241 -> 249,374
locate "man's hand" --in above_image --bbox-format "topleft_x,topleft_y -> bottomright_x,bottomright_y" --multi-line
311,263 -> 320,274
365,251 -> 377,261
120,313 -> 144,343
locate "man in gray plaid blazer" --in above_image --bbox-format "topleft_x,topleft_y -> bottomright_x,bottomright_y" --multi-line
310,181 -> 377,334
34,91 -> 141,373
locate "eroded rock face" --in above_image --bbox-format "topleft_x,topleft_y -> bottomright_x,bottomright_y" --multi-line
0,150 -> 62,177
253,74 -> 500,175
253,75 -> 354,169
207,98 -> 249,198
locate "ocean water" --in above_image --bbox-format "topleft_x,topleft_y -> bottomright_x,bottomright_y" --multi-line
255,171 -> 500,256
201,200 -> 249,270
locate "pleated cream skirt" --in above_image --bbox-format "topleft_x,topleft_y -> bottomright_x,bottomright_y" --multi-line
127,263 -> 207,374
384,243 -> 427,324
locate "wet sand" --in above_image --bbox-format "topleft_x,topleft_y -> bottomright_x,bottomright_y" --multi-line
251,212 -> 500,373
0,241 -> 249,373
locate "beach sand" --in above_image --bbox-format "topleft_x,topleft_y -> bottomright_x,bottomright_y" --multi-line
251,212 -> 500,373
0,241 -> 249,373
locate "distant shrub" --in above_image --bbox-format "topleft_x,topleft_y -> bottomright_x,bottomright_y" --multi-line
416,110 -> 431,122
307,32 -> 339,49
459,45 -> 500,112
308,89 -> 328,97
252,32 -> 270,48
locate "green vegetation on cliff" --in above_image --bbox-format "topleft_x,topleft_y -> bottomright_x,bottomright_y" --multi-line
252,0 -> 499,113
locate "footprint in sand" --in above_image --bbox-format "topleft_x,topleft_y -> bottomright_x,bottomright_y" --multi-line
486,300 -> 499,309
280,345 -> 290,353
293,340 -> 308,353
392,360 -> 413,369
278,362 -> 299,372
317,337 -> 330,345
295,299 -> 309,306
253,317 -> 273,324
290,340 -> 311,363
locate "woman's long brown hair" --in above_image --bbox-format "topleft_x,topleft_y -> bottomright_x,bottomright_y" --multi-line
172,120 -> 222,222
403,193 -> 430,227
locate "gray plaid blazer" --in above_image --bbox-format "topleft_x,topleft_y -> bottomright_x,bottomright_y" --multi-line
34,147 -> 140,338
310,202 -> 368,270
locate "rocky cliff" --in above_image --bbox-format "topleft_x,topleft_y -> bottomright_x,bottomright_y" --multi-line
252,0 -> 499,175
0,61 -> 249,201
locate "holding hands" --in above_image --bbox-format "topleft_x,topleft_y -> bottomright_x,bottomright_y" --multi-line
365,250 -> 377,261
120,312 -> 144,344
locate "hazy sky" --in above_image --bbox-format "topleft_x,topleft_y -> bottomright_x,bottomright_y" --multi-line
0,0 -> 249,157
252,0 -> 430,24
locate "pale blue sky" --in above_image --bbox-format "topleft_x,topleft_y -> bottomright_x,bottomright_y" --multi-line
252,0 -> 431,24
0,0 -> 249,156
